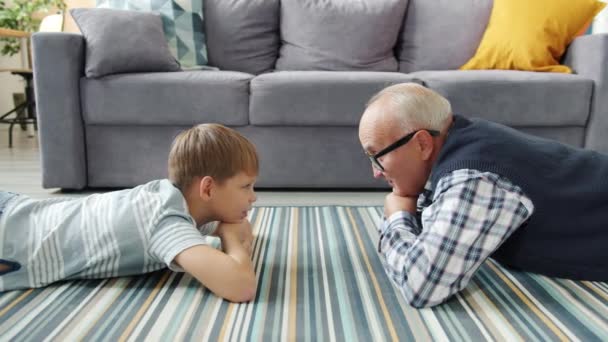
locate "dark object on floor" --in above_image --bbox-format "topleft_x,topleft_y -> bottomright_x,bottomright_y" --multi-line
0,70 -> 36,147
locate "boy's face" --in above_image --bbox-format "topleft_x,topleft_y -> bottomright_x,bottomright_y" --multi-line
210,172 -> 257,223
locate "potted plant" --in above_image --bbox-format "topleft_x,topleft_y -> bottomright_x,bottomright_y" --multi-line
0,0 -> 66,56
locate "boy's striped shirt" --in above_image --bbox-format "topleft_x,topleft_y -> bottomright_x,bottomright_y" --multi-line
0,180 -> 216,291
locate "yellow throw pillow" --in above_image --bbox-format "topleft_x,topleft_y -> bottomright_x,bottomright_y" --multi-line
460,0 -> 606,73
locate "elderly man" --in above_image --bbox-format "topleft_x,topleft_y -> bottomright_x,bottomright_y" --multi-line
358,83 -> 608,308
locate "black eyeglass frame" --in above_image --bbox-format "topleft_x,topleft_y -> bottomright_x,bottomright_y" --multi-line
366,129 -> 440,171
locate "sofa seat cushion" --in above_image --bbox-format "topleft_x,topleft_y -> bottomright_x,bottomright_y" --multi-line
81,70 -> 252,125
410,70 -> 593,126
250,71 -> 423,126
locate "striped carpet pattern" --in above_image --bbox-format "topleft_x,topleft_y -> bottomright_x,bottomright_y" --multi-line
0,206 -> 607,341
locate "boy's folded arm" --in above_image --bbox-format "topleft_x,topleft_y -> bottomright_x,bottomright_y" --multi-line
174,234 -> 256,303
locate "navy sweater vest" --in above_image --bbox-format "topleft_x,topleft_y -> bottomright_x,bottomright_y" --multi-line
429,115 -> 608,280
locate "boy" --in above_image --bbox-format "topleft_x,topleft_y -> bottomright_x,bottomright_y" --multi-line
0,124 -> 258,302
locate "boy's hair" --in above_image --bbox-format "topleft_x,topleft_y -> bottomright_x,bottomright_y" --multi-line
168,124 -> 259,191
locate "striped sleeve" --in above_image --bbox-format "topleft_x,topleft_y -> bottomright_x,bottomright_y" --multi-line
149,215 -> 211,272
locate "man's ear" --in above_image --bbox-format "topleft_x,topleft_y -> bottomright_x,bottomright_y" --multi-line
198,176 -> 215,200
414,131 -> 435,161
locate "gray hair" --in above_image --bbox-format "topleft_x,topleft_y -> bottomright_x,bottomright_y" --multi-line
367,83 -> 452,133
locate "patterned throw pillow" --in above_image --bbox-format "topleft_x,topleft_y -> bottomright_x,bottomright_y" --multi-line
96,0 -> 207,68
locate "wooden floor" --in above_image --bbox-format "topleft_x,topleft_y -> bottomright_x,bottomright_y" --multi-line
0,126 -> 386,205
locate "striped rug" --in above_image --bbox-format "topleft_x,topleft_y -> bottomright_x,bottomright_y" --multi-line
0,206 -> 607,341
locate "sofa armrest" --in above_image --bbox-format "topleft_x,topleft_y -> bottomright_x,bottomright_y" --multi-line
32,32 -> 87,189
563,33 -> 608,153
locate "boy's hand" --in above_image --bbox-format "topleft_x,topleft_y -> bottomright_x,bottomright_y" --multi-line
384,192 -> 418,217
216,220 -> 254,255
175,221 -> 257,302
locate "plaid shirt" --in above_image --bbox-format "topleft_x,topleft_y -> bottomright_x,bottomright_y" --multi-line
378,169 -> 534,308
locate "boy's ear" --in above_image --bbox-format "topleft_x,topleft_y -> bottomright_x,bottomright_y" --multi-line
198,176 -> 215,200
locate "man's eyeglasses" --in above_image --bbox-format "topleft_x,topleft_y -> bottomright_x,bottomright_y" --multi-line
366,129 -> 440,171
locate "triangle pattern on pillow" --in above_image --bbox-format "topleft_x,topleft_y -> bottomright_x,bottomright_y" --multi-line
95,0 -> 207,67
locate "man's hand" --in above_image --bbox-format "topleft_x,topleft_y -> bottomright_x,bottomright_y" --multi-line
384,192 -> 418,217
216,220 -> 254,255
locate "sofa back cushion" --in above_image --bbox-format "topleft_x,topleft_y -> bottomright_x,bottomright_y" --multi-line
204,0 -> 280,75
275,0 -> 408,71
398,0 -> 493,72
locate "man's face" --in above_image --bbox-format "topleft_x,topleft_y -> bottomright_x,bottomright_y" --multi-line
359,107 -> 429,197
210,172 -> 258,223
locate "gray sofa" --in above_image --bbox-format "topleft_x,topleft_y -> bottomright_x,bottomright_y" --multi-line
32,0 -> 608,190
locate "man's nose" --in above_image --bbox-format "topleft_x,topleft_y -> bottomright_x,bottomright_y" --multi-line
373,168 -> 384,179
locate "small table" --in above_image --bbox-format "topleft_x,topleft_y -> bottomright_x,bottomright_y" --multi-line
0,28 -> 35,148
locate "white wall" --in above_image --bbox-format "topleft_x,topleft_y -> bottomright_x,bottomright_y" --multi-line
593,0 -> 608,33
